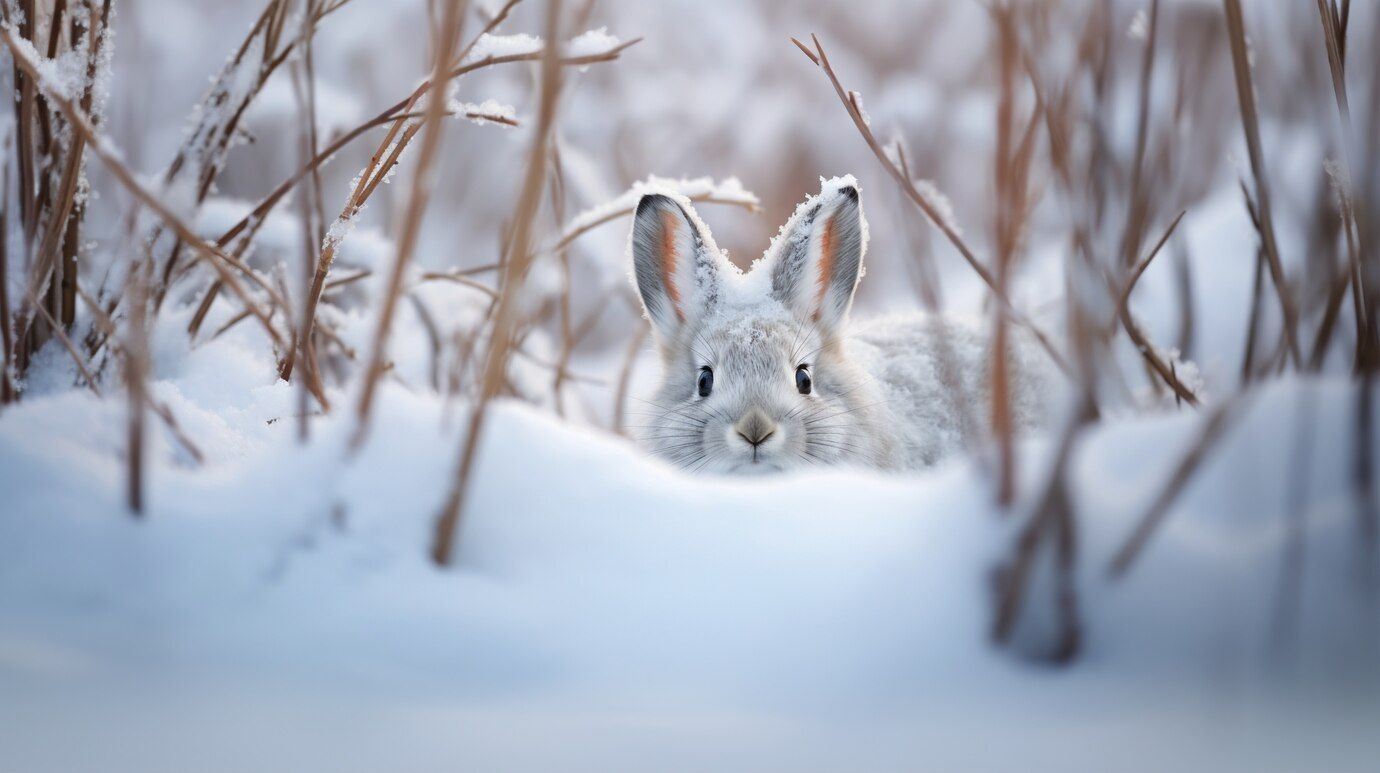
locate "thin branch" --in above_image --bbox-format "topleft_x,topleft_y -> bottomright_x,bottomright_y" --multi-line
0,25 -> 287,350
794,34 -> 1070,377
1222,0 -> 1302,366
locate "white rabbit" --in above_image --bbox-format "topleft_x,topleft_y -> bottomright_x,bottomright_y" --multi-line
629,176 -> 1053,474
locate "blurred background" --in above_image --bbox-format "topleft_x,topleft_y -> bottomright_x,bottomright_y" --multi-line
77,0 -> 1374,418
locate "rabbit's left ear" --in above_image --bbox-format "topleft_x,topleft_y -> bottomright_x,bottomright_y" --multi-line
630,192 -> 728,342
766,181 -> 865,330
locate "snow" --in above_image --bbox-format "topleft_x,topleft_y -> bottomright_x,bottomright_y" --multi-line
1128,9 -> 1151,41
561,175 -> 760,239
449,97 -> 517,126
914,178 -> 963,238
462,28 -> 623,65
0,355 -> 1377,770
568,27 -> 621,58
3,30 -> 89,101
464,32 -> 543,62
3,1 -> 1379,769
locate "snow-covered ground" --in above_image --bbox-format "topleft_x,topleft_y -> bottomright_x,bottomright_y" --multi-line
2,336 -> 1378,770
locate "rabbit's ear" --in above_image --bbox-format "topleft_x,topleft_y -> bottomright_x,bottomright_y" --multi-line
630,193 -> 725,341
767,182 -> 865,330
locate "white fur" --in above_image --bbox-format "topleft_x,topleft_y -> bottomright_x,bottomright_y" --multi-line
629,178 -> 1053,474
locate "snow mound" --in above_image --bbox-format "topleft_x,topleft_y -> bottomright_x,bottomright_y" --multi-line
1,369 -> 1376,771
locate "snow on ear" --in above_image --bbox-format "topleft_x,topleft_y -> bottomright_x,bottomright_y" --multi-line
764,177 -> 866,330
629,192 -> 726,340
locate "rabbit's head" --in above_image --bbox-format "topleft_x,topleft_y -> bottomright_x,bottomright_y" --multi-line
629,176 -> 891,473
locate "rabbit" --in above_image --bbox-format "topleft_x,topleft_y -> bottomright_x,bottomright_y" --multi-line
628,175 -> 1053,474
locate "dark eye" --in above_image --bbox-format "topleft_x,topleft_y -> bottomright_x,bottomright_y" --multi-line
697,366 -> 714,397
795,365 -> 812,395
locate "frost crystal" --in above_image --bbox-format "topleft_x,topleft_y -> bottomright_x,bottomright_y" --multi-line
914,179 -> 962,237
1128,9 -> 1149,41
449,98 -> 517,126
849,91 -> 871,127
6,29 -> 89,101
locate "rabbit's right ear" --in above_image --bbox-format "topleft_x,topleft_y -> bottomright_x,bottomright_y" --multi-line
765,180 -> 866,331
630,193 -> 726,342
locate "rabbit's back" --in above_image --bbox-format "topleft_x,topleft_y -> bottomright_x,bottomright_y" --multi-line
848,314 -> 1054,469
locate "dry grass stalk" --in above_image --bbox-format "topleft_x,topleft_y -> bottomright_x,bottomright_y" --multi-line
1113,212 -> 1198,406
1118,0 -> 1160,270
204,34 -> 633,260
1,184 -> 12,404
612,319 -> 650,436
988,3 -> 1041,507
125,253 -> 150,516
547,142 -> 575,416
1024,30 -> 1198,408
200,12 -> 633,353
349,0 -> 471,450
76,286 -> 204,465
432,0 -> 567,567
1222,0 -> 1302,367
990,396 -> 1092,663
24,285 -> 99,392
292,0 -> 328,440
187,36 -> 630,338
794,34 -> 1071,378
1,0 -> 111,390
152,0 -> 357,306
1313,0 -> 1371,369
6,0 -> 38,245
0,24 -> 289,351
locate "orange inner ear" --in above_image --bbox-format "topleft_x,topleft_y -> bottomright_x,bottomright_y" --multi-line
660,209 -> 684,320
812,213 -> 837,321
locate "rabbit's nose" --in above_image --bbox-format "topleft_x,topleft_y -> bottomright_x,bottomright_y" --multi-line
734,408 -> 777,447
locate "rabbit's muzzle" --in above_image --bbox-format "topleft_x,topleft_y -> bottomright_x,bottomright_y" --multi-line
733,408 -> 778,455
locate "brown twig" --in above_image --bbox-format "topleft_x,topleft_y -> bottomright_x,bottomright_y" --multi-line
1112,210 -> 1199,406
432,0 -> 566,567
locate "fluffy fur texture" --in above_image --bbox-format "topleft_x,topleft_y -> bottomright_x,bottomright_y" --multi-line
629,177 -> 1051,474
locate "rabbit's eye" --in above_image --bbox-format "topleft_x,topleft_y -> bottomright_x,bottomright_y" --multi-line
697,366 -> 714,397
795,365 -> 812,395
